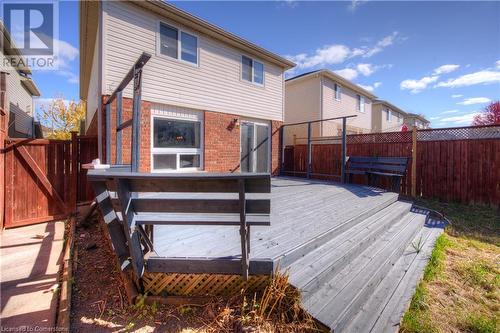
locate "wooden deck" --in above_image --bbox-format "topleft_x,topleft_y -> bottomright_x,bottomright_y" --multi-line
151,177 -> 398,261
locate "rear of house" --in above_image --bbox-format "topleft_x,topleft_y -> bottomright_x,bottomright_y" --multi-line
1,22 -> 40,138
80,0 -> 294,174
372,100 -> 407,133
284,69 -> 376,145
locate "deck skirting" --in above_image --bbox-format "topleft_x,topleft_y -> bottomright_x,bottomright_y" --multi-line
142,272 -> 270,296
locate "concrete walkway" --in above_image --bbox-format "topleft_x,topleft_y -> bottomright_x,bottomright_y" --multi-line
1,221 -> 65,330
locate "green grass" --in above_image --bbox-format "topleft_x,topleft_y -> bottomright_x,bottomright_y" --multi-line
400,199 -> 500,333
400,234 -> 449,333
465,314 -> 498,333
414,198 -> 499,245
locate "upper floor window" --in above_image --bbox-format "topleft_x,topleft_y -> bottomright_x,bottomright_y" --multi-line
334,83 -> 341,101
241,55 -> 264,85
357,95 -> 365,113
159,23 -> 198,65
386,109 -> 392,122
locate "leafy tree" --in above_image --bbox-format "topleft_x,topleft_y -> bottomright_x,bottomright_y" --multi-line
472,101 -> 500,126
37,96 -> 85,139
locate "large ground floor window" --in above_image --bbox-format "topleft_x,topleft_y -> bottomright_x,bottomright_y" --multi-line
151,114 -> 203,172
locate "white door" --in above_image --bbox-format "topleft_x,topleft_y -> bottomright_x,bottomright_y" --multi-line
240,121 -> 269,173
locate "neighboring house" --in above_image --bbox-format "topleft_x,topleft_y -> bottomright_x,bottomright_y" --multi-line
0,22 -> 40,138
404,113 -> 431,129
284,69 -> 376,145
372,100 -> 407,133
80,0 -> 294,173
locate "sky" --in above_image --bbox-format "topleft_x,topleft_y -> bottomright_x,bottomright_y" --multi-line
29,0 -> 500,128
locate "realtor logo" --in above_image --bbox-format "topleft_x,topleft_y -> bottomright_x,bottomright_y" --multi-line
1,1 -> 59,70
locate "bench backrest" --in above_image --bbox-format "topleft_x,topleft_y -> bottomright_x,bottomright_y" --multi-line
347,156 -> 409,175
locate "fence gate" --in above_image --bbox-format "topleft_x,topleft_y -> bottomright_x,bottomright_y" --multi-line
3,139 -> 74,228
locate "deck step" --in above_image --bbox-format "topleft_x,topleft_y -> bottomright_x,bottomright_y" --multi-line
287,201 -> 412,294
271,192 -> 399,267
305,210 -> 427,331
344,221 -> 444,333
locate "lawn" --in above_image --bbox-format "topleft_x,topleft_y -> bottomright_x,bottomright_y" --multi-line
400,199 -> 499,333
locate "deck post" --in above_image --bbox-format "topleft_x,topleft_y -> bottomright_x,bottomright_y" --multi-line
341,117 -> 347,183
279,125 -> 284,176
105,103 -> 111,164
131,66 -> 142,172
238,179 -> 249,280
307,122 -> 312,178
116,91 -> 123,165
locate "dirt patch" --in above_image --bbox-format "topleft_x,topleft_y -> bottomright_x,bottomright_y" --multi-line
70,211 -> 316,332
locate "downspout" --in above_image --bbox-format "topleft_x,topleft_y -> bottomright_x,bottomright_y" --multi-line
97,0 -> 103,160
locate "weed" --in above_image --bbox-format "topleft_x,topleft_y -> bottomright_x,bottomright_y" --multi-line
411,235 -> 425,253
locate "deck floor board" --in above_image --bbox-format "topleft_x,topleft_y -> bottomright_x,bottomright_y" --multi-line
152,177 -> 398,260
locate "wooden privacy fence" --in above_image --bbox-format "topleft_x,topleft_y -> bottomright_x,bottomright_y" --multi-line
282,125 -> 500,207
2,134 -> 98,229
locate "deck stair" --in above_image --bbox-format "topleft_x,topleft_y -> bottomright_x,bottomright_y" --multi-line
282,202 -> 444,333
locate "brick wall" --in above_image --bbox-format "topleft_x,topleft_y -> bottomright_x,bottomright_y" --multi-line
204,111 -> 241,173
87,96 -> 282,174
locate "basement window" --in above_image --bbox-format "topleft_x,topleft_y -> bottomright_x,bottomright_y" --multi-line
152,117 -> 203,171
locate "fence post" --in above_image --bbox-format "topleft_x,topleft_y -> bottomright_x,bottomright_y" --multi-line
307,122 -> 312,178
411,125 -> 417,197
71,131 -> 78,211
341,117 -> 347,183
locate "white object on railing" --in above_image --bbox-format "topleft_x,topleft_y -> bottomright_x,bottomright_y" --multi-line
82,158 -> 110,170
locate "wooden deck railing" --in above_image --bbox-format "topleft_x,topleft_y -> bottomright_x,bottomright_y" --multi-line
88,169 -> 273,279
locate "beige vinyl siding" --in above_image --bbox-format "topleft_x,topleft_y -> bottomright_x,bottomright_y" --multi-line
1,49 -> 34,136
373,103 -> 405,133
284,76 -> 321,145
102,1 -> 284,121
322,77 -> 372,135
85,34 -> 100,131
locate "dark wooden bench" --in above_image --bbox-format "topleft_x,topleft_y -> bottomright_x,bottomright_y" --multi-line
88,169 -> 272,280
345,156 -> 409,192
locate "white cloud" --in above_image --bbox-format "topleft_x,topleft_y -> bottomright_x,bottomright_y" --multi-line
358,32 -> 400,58
356,63 -> 375,76
358,82 -> 382,92
287,45 -> 350,69
441,110 -> 459,114
496,60 -> 500,69
334,68 -> 359,80
435,70 -> 500,88
286,32 -> 400,70
457,97 -> 491,105
451,94 -> 463,98
400,76 -> 439,94
349,0 -> 368,11
433,64 -> 460,75
439,112 -> 480,125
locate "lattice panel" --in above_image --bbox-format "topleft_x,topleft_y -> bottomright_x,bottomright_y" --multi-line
142,272 -> 270,296
347,131 -> 412,144
417,125 -> 500,141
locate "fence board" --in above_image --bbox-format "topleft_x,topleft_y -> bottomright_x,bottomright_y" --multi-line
282,126 -> 500,207
76,136 -> 98,202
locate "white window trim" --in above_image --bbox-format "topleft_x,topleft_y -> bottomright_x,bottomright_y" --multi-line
239,119 -> 271,173
387,109 -> 392,122
240,55 -> 265,87
357,95 -> 365,113
334,83 -> 341,101
150,114 -> 204,172
156,21 -> 200,67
